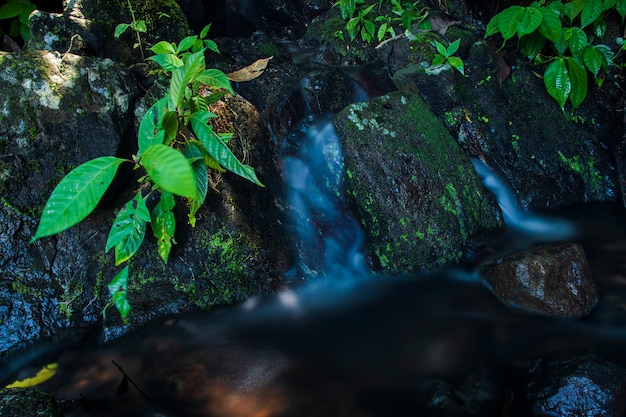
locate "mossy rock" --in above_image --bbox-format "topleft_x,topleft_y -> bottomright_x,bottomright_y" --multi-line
334,91 -> 502,273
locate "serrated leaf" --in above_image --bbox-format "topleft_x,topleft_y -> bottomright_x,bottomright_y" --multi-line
190,112 -> 263,186
32,157 -> 127,241
151,191 -> 176,262
146,53 -> 183,72
565,57 -> 588,109
544,58 -> 570,110
108,266 -> 131,323
226,57 -> 273,83
197,69 -> 234,93
114,23 -> 130,38
149,40 -> 176,55
538,7 -> 562,42
141,144 -> 197,198
137,97 -> 169,157
106,191 -> 150,265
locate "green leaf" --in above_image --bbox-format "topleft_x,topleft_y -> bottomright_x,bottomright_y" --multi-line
161,111 -> 179,146
137,97 -> 169,157
200,23 -> 212,39
131,19 -> 147,33
108,266 -> 131,323
32,157 -> 127,241
566,27 -> 588,56
149,40 -> 176,55
565,57 -> 588,108
447,56 -> 465,75
583,45 -> 604,77
544,58 -> 570,110
434,40 -> 447,56
146,53 -> 183,72
520,31 -> 546,60
516,7 -> 543,36
196,69 -> 234,94
114,23 -> 130,38
203,39 -> 219,54
579,0 -> 603,28
141,144 -> 198,198
485,14 -> 501,38
151,191 -> 176,262
432,55 -> 445,66
177,35 -> 198,53
169,50 -> 205,109
184,144 -> 209,227
0,1 -> 28,19
447,38 -> 461,56
106,191 -> 151,265
538,7 -> 562,42
497,6 -> 525,40
190,112 -> 263,186
617,0 -> 626,18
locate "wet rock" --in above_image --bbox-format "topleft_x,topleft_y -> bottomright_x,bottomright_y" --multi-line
479,242 -> 598,318
334,91 -> 503,273
0,388 -> 62,417
526,347 -> 626,417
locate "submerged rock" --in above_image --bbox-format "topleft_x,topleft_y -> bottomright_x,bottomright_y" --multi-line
479,242 -> 598,318
526,347 -> 626,417
334,91 -> 503,273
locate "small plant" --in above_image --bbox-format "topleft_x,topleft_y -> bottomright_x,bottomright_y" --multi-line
432,38 -> 465,75
333,0 -> 430,44
114,0 -> 147,59
485,0 -> 625,112
31,25 -> 263,322
0,0 -> 36,43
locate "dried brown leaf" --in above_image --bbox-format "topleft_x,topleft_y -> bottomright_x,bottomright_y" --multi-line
429,16 -> 460,36
226,56 -> 273,82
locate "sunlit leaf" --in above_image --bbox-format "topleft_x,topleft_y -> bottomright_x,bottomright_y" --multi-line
114,23 -> 130,38
196,69 -> 234,94
190,112 -> 263,186
146,53 -> 183,72
32,157 -> 127,241
177,35 -> 198,53
149,40 -> 176,55
447,56 -> 465,75
108,266 -> 131,323
151,191 -> 176,262
141,144 -> 197,198
106,191 -> 150,265
226,57 -> 273,83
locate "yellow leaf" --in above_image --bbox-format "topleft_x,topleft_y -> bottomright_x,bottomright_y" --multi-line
5,363 -> 58,388
226,56 -> 273,82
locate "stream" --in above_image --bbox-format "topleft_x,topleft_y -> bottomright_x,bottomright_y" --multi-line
3,100 -> 626,417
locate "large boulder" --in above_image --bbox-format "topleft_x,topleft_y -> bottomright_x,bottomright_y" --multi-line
334,91 -> 503,273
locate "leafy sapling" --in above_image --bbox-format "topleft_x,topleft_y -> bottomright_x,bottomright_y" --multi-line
31,24 -> 264,323
114,0 -> 147,59
432,38 -> 465,75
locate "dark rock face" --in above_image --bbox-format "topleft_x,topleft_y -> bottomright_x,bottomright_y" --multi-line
527,348 -> 626,417
334,91 -> 503,273
0,388 -> 62,417
479,242 -> 598,318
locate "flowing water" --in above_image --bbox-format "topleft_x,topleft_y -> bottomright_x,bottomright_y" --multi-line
3,92 -> 626,417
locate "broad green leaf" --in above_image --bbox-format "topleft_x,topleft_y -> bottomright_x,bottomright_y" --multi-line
177,35 -> 198,53
447,56 -> 465,75
346,17 -> 359,40
195,69 -> 234,94
0,1 -> 27,19
189,139 -> 226,172
32,157 -> 127,241
108,266 -> 131,323
137,97 -> 169,157
161,111 -> 179,146
114,23 -> 130,38
432,55 -> 445,66
538,7 -> 562,42
565,57 -> 588,108
169,50 -> 205,109
377,22 -> 388,41
583,45 -> 603,77
141,144 -> 198,197
566,27 -> 588,56
520,31 -> 546,60
185,144 -> 209,227
146,53 -> 183,72
517,7 -> 543,36
447,38 -> 461,56
434,40 -> 447,56
190,112 -> 263,186
617,0 -> 626,18
106,191 -> 150,265
485,14 -> 501,38
594,43 -> 614,68
151,191 -> 176,262
497,6 -> 524,40
149,40 -> 176,55
579,0 -> 603,27
363,19 -> 375,37
544,58 -> 570,110
203,39 -> 219,54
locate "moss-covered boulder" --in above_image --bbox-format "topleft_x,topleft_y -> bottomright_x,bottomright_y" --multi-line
334,91 -> 503,273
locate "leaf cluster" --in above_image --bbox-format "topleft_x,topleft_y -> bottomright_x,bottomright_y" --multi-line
432,38 -> 465,75
0,0 -> 36,42
486,0 -> 625,111
31,24 -> 264,322
333,0 -> 430,44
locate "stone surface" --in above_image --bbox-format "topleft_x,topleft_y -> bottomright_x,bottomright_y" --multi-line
527,347 -> 626,417
0,388 -> 62,417
334,91 -> 503,273
479,242 -> 598,318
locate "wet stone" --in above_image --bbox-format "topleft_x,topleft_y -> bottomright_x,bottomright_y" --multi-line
0,388 -> 62,417
479,242 -> 598,318
526,347 -> 626,417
